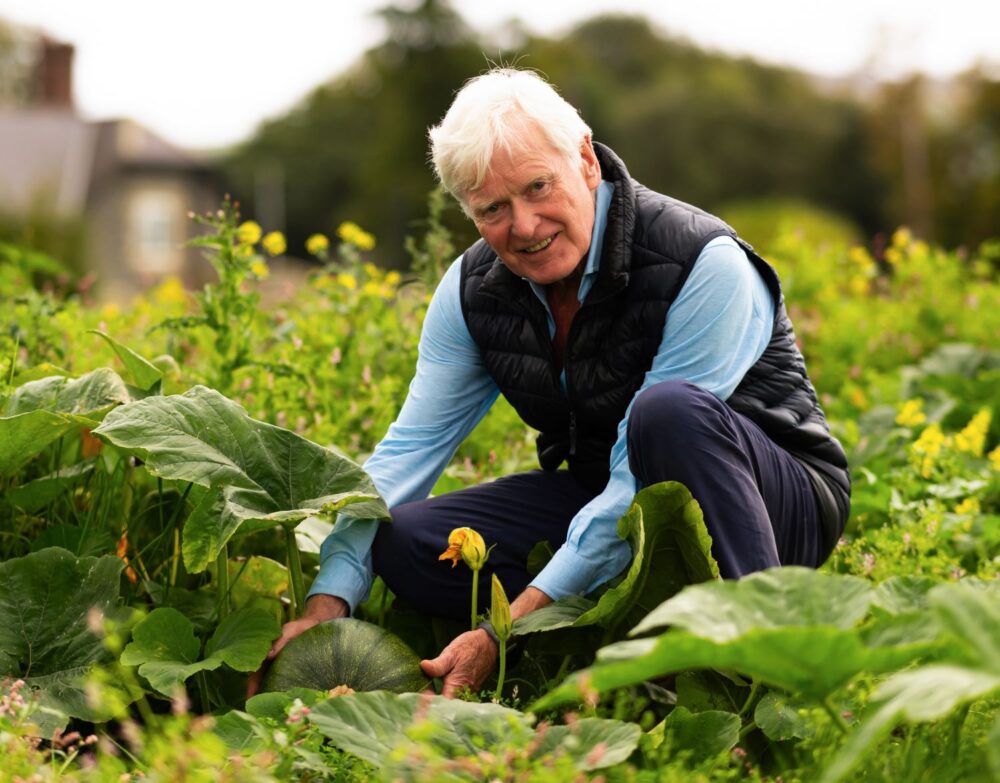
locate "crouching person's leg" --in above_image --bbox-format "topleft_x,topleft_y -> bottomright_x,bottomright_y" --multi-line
371,470 -> 597,621
626,380 -> 824,578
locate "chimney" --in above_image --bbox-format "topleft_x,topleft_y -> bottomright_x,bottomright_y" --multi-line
35,36 -> 74,109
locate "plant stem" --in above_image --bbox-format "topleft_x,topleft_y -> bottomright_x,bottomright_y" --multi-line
494,641 -> 507,701
822,696 -> 850,735
738,679 -> 761,717
471,569 -> 479,631
216,544 -> 230,621
285,523 -> 307,620
197,671 -> 212,713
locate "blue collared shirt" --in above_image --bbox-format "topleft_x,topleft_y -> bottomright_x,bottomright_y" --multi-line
308,181 -> 774,611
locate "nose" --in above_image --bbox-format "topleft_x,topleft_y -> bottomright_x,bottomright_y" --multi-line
509,200 -> 540,240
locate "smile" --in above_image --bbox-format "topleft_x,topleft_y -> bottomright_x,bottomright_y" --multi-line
522,235 -> 555,254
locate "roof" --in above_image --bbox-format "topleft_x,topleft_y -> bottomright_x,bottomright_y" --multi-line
0,110 -> 213,217
0,108 -> 97,215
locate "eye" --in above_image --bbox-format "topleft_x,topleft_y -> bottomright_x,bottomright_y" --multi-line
530,179 -> 550,195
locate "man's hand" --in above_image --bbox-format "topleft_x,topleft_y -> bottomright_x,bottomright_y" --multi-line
246,594 -> 349,698
420,628 -> 498,698
421,586 -> 553,698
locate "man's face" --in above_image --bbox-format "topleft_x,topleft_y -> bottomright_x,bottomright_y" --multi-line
465,126 -> 602,286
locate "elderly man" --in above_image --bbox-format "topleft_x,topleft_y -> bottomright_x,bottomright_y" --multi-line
258,68 -> 849,697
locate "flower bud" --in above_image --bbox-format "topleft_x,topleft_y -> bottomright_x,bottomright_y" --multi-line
490,573 -> 512,641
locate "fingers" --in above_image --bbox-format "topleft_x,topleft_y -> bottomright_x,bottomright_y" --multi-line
420,650 -> 453,680
246,667 -> 265,699
247,617 -> 321,700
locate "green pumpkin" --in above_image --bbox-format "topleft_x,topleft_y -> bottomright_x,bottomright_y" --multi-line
261,618 -> 430,693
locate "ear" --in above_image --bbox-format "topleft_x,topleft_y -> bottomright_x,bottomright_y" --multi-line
579,136 -> 601,190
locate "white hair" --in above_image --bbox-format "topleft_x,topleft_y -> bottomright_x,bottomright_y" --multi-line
428,68 -> 592,208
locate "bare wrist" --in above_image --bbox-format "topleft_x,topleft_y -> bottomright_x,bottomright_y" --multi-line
304,593 -> 349,620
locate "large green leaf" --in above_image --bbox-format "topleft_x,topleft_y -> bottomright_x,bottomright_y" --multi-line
121,606 -> 278,694
308,691 -> 639,772
533,569 -> 940,711
575,482 -> 719,632
512,595 -> 596,635
0,548 -> 126,732
5,461 -> 95,513
536,625 -> 929,709
647,706 -> 740,759
513,483 -> 718,637
0,369 -> 131,476
630,567 -> 874,638
820,665 -> 1000,783
89,330 -> 163,395
529,717 -> 642,770
928,582 -> 1000,671
754,691 -> 815,741
93,386 -> 389,572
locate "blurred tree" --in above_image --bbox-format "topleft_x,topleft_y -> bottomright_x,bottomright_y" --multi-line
0,19 -> 37,106
223,0 -> 483,266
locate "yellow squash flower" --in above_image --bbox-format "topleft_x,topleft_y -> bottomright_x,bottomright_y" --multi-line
490,573 -> 512,641
438,526 -> 488,571
306,233 -> 330,256
336,272 -> 357,291
262,231 -> 286,256
236,220 -> 262,245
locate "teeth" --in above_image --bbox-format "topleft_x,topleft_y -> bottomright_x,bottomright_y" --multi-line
524,236 -> 553,253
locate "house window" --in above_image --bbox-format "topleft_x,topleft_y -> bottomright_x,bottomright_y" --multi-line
130,189 -> 182,275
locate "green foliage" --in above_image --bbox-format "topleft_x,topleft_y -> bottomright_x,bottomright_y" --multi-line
0,548 -> 129,734
121,606 -> 278,696
93,385 -> 389,573
0,207 -> 997,780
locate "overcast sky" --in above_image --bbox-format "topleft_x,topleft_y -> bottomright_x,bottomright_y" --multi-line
2,0 -> 997,150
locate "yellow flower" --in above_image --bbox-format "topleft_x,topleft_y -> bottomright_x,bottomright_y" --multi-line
490,573 -> 512,641
988,445 -> 1000,473
153,275 -> 188,306
362,281 -> 381,297
337,221 -> 376,251
954,409 -> 991,457
891,227 -> 912,249
250,259 -> 270,279
896,399 -> 927,428
912,423 -> 949,478
306,233 -> 330,256
848,276 -> 869,297
262,231 -> 286,256
438,527 -> 488,571
848,246 -> 875,270
237,220 -> 262,245
363,262 -> 381,279
336,272 -> 357,290
954,498 -> 980,515
100,302 -> 121,320
385,270 -> 401,287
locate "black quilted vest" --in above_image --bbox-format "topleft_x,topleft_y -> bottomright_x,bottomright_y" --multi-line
459,143 -> 850,547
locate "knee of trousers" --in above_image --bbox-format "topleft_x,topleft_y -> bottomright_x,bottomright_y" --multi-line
626,380 -> 737,469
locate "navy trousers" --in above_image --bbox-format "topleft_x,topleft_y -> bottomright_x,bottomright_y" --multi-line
372,380 -> 825,622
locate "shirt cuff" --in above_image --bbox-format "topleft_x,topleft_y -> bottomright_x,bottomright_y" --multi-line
528,540 -> 630,601
305,552 -> 372,615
